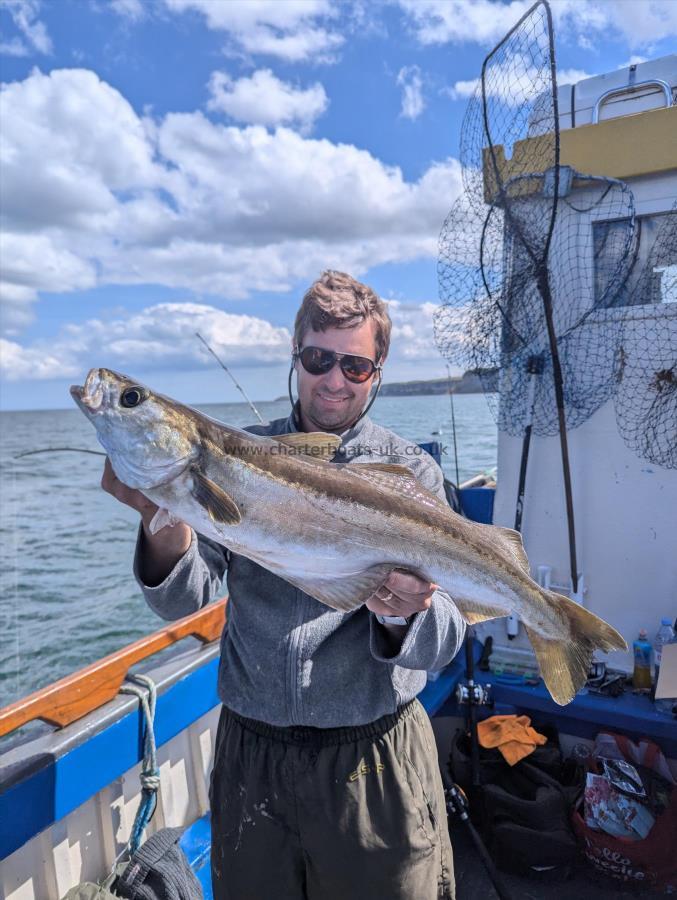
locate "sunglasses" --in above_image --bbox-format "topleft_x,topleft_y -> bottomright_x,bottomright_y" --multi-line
295,346 -> 381,384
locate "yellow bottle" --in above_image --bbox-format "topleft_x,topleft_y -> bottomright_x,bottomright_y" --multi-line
632,629 -> 652,690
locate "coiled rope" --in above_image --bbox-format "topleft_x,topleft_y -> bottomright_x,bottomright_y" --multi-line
119,672 -> 160,854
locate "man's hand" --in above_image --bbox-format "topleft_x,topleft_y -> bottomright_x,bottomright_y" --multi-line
366,569 -> 437,619
101,457 -> 159,529
101,457 -> 192,585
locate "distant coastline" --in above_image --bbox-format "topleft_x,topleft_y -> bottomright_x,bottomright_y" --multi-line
273,370 -> 495,401
379,370 -> 496,397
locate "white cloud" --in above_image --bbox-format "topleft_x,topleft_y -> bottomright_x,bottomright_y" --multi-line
387,300 -> 438,360
0,0 -> 52,55
162,0 -> 343,63
620,55 -> 649,68
0,68 -> 465,331
397,65 -> 425,120
398,0 -> 533,47
399,0 -> 677,50
0,68 -> 158,232
445,65 -> 595,103
0,35 -> 28,56
206,69 -> 328,133
0,302 -> 292,381
0,232 -> 97,332
109,0 -> 145,21
557,67 -> 596,87
0,338 -> 75,380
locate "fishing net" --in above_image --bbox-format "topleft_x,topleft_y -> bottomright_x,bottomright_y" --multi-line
437,176 -> 638,437
435,0 -> 638,439
435,0 -> 676,488
614,206 -> 677,469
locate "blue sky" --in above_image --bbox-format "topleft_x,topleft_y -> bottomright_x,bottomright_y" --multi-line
1,0 -> 676,410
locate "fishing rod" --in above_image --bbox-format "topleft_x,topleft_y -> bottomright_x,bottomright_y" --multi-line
195,332 -> 266,425
480,0 -> 578,593
446,365 -> 461,489
15,448 -> 106,458
513,354 -> 543,533
447,630 -> 511,898
442,769 -> 513,900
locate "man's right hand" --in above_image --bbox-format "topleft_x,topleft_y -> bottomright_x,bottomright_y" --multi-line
101,457 -> 192,586
101,457 -> 158,526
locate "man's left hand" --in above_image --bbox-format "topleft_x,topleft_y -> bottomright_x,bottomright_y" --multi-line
366,569 -> 438,619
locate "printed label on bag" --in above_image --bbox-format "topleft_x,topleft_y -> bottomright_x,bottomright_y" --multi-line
584,840 -> 646,882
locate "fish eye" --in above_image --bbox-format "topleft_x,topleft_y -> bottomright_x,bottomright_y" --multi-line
120,386 -> 146,409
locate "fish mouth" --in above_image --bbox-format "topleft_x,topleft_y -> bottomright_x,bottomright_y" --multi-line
70,368 -> 106,414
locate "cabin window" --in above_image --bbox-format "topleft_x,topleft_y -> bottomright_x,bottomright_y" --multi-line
593,212 -> 676,307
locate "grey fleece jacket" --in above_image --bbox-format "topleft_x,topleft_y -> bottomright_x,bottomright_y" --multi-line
134,410 -> 465,727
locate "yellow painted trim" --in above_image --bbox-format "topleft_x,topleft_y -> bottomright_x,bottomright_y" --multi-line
483,105 -> 677,201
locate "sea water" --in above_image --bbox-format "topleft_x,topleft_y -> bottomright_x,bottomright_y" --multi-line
0,394 -> 497,707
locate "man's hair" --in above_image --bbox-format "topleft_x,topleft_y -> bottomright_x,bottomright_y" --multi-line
294,271 -> 391,363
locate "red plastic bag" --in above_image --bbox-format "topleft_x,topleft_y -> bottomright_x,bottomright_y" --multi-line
571,732 -> 677,893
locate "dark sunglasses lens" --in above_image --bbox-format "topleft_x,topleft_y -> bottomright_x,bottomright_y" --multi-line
340,356 -> 374,383
300,347 -> 335,374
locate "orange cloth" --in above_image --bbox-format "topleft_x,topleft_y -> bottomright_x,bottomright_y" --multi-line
477,714 -> 548,766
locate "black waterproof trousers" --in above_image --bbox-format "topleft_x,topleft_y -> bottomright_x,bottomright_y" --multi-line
209,699 -> 455,899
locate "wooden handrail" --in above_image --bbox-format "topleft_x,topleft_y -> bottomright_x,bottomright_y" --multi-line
0,598 -> 227,738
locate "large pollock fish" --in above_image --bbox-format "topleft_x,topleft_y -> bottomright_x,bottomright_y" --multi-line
71,368 -> 626,705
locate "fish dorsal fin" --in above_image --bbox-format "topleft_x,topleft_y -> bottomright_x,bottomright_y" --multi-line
191,468 -> 241,525
495,526 -> 530,575
274,432 -> 342,461
348,463 -> 451,514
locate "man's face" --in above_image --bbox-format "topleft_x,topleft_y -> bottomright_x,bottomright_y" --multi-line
296,320 -> 380,433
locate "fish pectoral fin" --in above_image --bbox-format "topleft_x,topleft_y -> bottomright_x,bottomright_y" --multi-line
525,592 -> 626,705
273,432 -> 342,461
495,526 -> 530,575
148,507 -> 180,535
451,597 -> 506,625
191,469 -> 241,525
286,564 -> 394,612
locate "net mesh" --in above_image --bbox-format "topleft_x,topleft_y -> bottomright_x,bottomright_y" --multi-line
435,0 -> 676,468
614,207 -> 677,468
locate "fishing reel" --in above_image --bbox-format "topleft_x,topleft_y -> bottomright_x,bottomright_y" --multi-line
443,778 -> 470,821
455,681 -> 492,707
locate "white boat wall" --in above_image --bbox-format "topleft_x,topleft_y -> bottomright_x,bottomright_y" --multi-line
1,699 -> 218,900
0,607 -> 226,900
472,55 -> 677,672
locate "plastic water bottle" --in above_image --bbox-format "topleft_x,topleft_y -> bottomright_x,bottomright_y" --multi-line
653,618 -> 676,715
632,629 -> 652,689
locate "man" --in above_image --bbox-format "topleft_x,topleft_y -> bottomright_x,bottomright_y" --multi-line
103,271 -> 465,899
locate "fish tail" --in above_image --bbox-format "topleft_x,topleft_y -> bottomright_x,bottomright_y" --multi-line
524,593 -> 627,706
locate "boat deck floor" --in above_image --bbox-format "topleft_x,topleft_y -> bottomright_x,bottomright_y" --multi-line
451,822 -> 643,899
